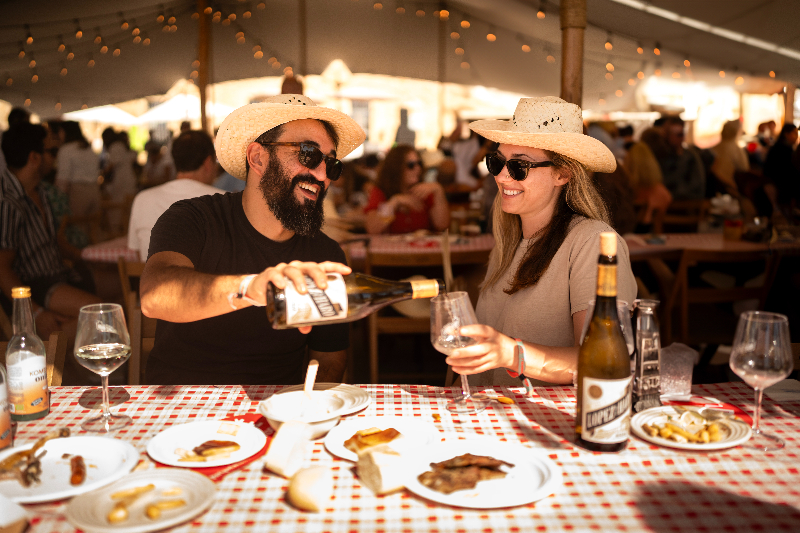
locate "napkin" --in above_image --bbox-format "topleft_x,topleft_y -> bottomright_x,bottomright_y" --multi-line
152,413 -> 272,483
765,379 -> 800,402
0,494 -> 28,533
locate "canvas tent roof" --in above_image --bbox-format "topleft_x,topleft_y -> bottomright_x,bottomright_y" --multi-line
0,0 -> 796,118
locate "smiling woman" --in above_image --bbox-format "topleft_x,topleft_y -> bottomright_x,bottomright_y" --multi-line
442,97 -> 638,389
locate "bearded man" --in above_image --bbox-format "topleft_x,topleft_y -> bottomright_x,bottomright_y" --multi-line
140,96 -> 365,385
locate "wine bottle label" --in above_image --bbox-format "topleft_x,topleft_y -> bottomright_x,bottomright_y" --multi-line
596,265 -> 617,297
7,355 -> 48,415
284,274 -> 348,325
0,384 -> 11,449
410,279 -> 439,299
580,376 -> 632,444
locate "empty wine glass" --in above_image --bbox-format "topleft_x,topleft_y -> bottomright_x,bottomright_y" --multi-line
431,292 -> 486,414
729,311 -> 793,451
74,303 -> 132,432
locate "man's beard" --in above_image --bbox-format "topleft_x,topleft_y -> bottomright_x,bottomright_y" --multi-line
259,155 -> 328,237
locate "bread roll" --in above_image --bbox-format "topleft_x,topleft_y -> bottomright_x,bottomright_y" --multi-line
356,444 -> 406,495
287,467 -> 332,512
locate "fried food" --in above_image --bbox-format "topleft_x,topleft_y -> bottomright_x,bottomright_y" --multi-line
192,440 -> 240,457
70,455 -> 86,486
417,453 -> 514,495
344,428 -> 401,455
0,428 -> 70,487
111,483 -> 156,501
644,419 -> 726,445
145,499 -> 187,520
107,483 -> 156,524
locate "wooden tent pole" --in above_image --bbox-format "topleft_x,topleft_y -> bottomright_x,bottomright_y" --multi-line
559,0 -> 586,106
197,0 -> 210,134
437,5 -> 446,142
785,84 -> 796,126
299,0 -> 308,76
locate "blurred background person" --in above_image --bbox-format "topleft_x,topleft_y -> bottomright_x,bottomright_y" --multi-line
364,145 -> 449,234
0,107 -> 31,173
763,123 -> 800,218
655,117 -> 706,201
103,130 -> 138,202
55,121 -> 100,219
141,140 -> 175,189
624,135 -> 672,230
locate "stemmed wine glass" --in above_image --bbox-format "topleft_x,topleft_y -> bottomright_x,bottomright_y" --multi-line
729,311 -> 793,451
431,292 -> 486,414
74,303 -> 132,432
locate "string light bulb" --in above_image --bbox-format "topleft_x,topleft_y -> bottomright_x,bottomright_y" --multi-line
439,9 -> 449,19
60,64 -> 68,76
396,6 -> 405,14
203,7 -> 211,15
113,44 -> 121,57
74,19 -> 83,39
605,72 -> 613,80
735,76 -> 744,85
28,55 -> 36,68
192,59 -> 200,68
66,47 -> 74,61
58,36 -> 66,53
191,11 -> 199,20
769,70 -> 776,78
606,61 -> 614,72
18,42 -> 25,59
243,10 -> 251,18
599,95 -> 606,105
521,44 -> 531,52
672,70 -> 681,78
654,68 -> 662,76
25,25 -> 33,45
628,78 -> 636,86
537,2 -> 546,19
455,47 -> 464,55
272,61 -> 281,69
486,32 -> 496,42
228,13 -> 236,21
373,3 -> 383,10
450,32 -> 460,39
416,9 -> 425,17
81,104 -> 88,109
133,35 -> 141,44
142,34 -> 150,46
158,11 -> 165,22
120,12 -> 129,30
254,49 -> 263,59
87,55 -> 95,67
5,75 -> 12,86
94,29 -> 102,44
257,2 -> 265,9
168,14 -> 176,24
461,20 -> 470,28
31,71 -> 38,83
654,42 -> 661,55
719,70 -> 726,78
55,101 -> 61,111
637,70 -> 645,79
605,32 -> 613,51
684,58 -> 690,67
615,89 -> 623,97
546,52 -> 555,63
637,42 -> 644,54
100,44 -> 108,54
461,61 -> 470,69
24,97 -> 31,107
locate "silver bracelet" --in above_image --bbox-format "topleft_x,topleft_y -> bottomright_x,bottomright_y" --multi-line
227,274 -> 265,310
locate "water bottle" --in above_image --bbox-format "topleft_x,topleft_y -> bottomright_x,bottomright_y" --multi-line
632,299 -> 663,413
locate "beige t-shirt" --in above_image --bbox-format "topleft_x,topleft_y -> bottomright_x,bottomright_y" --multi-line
469,217 -> 637,388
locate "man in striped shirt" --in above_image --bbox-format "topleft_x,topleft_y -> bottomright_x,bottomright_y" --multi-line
0,123 -> 100,343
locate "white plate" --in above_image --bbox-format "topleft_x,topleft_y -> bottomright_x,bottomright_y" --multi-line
0,437 -> 139,503
272,383 -> 370,416
146,420 -> 267,468
403,439 -> 561,509
66,469 -> 215,533
323,416 -> 441,462
631,406 -> 752,450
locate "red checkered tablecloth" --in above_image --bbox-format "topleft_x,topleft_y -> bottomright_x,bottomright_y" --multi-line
347,234 -> 494,261
80,236 -> 140,263
12,382 -> 800,532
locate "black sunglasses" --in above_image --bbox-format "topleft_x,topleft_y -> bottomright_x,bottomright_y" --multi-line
485,152 -> 554,181
257,141 -> 343,181
405,160 -> 422,170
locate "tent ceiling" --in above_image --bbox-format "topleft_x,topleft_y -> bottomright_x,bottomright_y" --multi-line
0,0 -> 797,119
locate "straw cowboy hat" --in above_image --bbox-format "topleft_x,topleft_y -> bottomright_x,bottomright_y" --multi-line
468,96 -> 616,173
215,94 -> 366,180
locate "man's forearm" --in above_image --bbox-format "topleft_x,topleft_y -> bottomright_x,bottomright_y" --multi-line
312,349 -> 347,383
140,264 -> 247,322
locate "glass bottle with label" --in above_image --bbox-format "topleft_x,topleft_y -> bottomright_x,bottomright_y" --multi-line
267,273 -> 443,329
632,299 -> 663,412
0,363 -> 11,450
6,287 -> 49,421
575,233 -> 632,452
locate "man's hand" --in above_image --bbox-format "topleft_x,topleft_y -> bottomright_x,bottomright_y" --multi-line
247,261 -> 352,334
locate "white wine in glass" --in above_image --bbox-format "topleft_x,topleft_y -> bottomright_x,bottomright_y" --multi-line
729,311 -> 793,451
431,292 -> 486,414
74,303 -> 132,433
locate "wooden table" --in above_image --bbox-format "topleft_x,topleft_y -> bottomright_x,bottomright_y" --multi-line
12,382 -> 800,532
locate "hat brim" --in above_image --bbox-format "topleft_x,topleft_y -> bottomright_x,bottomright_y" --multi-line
469,119 -> 617,173
215,102 -> 366,180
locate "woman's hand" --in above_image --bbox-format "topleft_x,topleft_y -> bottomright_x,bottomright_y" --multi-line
389,193 -> 425,212
445,324 -> 517,375
409,182 -> 445,201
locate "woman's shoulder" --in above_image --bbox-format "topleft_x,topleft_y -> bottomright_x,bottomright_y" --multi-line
567,216 -> 615,240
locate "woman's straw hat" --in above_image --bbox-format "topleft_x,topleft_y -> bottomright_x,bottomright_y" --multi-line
215,94 -> 366,180
468,96 -> 616,173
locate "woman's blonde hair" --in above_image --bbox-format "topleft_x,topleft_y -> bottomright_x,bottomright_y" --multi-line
482,150 -> 610,294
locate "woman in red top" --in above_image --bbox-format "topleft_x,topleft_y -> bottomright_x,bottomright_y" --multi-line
364,145 -> 450,234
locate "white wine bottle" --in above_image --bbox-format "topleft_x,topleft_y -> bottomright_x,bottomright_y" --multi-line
267,273 -> 443,329
6,287 -> 49,421
575,233 -> 632,452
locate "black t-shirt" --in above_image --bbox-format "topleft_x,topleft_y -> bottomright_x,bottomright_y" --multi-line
145,192 -> 349,385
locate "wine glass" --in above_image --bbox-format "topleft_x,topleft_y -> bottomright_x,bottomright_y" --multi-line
580,299 -> 634,356
74,303 -> 132,432
431,292 -> 486,414
729,311 -> 793,451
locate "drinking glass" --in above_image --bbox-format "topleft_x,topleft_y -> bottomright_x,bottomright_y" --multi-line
431,292 -> 486,414
74,303 -> 132,432
729,311 -> 793,451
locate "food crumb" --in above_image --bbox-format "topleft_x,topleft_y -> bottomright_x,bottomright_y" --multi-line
432,413 -> 441,422
496,397 -> 515,405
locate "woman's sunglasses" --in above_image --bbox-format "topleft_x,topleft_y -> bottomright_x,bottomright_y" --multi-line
257,141 -> 343,181
485,152 -> 554,181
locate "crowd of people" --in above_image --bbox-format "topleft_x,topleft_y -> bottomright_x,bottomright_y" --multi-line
1,86 -> 798,387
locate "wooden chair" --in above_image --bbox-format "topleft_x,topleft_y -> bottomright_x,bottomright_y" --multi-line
668,248 -> 782,348
0,331 -> 68,386
364,246 -> 462,384
117,257 -> 146,317
127,292 -> 156,385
